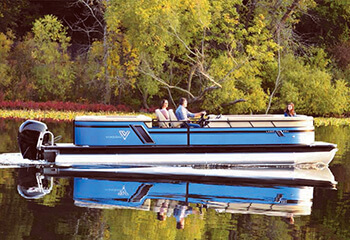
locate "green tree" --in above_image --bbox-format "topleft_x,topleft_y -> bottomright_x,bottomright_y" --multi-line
296,0 -> 350,84
202,11 -> 278,113
30,15 -> 75,101
6,34 -> 37,100
277,54 -> 349,116
0,31 -> 14,99
105,0 -> 280,112
71,41 -> 107,103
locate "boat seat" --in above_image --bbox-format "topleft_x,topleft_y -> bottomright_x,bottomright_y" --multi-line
168,109 -> 182,128
155,109 -> 170,128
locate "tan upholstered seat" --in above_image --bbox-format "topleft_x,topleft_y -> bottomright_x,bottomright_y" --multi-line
168,109 -> 182,128
155,109 -> 169,128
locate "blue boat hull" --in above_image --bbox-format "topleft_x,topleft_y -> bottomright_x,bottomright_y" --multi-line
72,177 -> 314,216
74,121 -> 314,146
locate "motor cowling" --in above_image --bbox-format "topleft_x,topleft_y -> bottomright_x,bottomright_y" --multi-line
17,120 -> 49,160
17,167 -> 53,199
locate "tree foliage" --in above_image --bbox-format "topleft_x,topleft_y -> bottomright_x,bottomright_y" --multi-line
105,0 -> 279,112
0,31 -> 14,99
277,54 -> 349,116
0,0 -> 350,116
30,15 -> 75,101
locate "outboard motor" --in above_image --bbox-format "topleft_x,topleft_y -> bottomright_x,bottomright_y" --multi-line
17,167 -> 53,199
18,120 -> 53,160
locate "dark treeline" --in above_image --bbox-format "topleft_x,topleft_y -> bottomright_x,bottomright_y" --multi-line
1,0 -> 350,115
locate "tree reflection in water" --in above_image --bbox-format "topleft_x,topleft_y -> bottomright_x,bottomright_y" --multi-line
13,165 -> 336,237
0,119 -> 349,239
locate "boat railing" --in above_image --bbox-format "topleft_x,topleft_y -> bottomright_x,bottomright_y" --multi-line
152,114 -> 314,129
74,114 -> 313,129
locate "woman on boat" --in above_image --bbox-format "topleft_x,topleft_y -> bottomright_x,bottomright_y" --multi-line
160,99 -> 170,120
175,97 -> 206,128
157,200 -> 169,221
284,102 -> 296,117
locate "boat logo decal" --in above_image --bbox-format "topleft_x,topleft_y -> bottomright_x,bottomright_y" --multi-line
105,186 -> 129,196
117,186 -> 129,196
119,130 -> 130,140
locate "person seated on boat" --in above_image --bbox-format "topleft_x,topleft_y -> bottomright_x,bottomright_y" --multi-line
175,97 -> 206,128
160,99 -> 169,120
156,200 -> 169,221
173,203 -> 196,229
284,102 -> 296,117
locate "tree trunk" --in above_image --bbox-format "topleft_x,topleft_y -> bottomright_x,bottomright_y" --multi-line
142,92 -> 149,109
266,30 -> 282,114
187,64 -> 196,100
279,0 -> 300,28
103,23 -> 111,104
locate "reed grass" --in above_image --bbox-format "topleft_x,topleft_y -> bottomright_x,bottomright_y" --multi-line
0,109 -> 154,121
314,117 -> 350,127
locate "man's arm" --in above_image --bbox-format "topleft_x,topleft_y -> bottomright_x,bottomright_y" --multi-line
191,111 -> 206,117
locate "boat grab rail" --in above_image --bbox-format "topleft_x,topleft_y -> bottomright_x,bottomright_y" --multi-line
151,118 -> 313,128
36,130 -> 55,151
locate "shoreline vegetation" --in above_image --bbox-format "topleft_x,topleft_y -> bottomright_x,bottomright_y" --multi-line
2,2 -> 350,117
0,109 -> 349,127
0,109 -> 153,122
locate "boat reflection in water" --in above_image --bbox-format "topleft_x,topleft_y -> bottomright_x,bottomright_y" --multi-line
16,163 -> 337,229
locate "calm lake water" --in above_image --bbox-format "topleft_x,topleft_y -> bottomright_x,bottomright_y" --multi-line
0,119 -> 349,240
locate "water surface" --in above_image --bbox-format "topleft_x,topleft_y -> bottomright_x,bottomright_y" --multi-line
0,119 -> 349,239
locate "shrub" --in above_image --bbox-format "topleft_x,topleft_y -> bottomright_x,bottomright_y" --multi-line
0,100 -> 132,112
